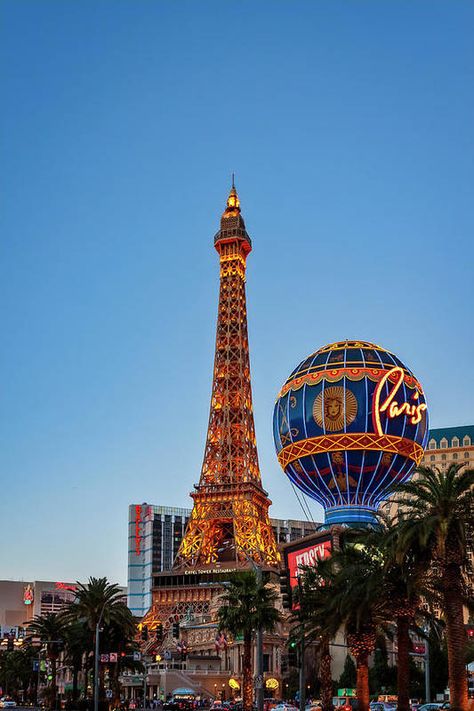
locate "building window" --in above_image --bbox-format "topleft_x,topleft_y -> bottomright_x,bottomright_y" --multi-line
441,454 -> 447,461
465,452 -> 470,459
440,438 -> 448,449
463,436 -> 471,446
430,455 -> 435,462
452,437 -> 459,448
429,439 -> 437,450
453,453 -> 458,460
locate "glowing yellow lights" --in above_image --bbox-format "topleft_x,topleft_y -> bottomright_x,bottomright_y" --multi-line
278,432 -> 425,469
227,187 -> 240,211
373,366 -> 427,437
229,679 -> 240,691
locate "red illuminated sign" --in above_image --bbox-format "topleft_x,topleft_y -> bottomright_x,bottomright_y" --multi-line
286,538 -> 332,593
23,584 -> 34,605
55,582 -> 77,592
135,505 -> 142,557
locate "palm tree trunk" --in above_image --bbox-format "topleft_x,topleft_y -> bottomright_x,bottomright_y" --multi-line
242,632 -> 253,711
396,616 -> 411,711
84,654 -> 89,700
72,663 -> 79,702
443,563 -> 468,711
354,652 -> 369,711
51,656 -> 58,710
319,637 -> 332,711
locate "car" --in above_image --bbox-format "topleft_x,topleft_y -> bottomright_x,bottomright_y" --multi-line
0,700 -> 17,709
274,705 -> 298,711
370,704 -> 396,711
333,697 -> 359,711
417,705 -> 442,711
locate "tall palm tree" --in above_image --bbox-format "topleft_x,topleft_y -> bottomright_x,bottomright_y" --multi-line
218,571 -> 281,711
393,464 -> 474,711
27,612 -> 67,709
354,522 -> 434,711
291,576 -> 333,711
64,577 -> 136,705
298,544 -> 388,711
62,621 -> 91,703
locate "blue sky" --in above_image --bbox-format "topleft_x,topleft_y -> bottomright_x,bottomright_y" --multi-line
1,1 -> 473,585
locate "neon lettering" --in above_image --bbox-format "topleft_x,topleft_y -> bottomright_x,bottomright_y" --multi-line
135,505 -> 142,557
373,367 -> 427,436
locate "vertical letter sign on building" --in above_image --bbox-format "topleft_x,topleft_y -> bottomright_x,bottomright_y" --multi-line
273,341 -> 429,527
135,505 -> 142,557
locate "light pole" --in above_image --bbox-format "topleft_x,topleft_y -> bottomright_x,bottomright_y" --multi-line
94,604 -> 107,711
296,576 -> 306,711
254,564 -> 264,711
424,635 -> 431,703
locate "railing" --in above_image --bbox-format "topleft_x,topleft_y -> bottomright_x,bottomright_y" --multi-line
145,664 -> 227,676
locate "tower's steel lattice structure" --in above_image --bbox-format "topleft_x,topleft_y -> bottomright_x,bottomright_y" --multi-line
140,187 -> 280,650
175,185 -> 279,570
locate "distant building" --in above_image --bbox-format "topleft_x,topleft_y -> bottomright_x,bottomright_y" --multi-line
421,425 -> 474,469
0,579 -> 127,639
127,502 -> 320,616
0,580 -> 78,632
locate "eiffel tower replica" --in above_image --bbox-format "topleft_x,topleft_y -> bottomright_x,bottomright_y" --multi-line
142,184 -> 279,645
175,182 -> 279,571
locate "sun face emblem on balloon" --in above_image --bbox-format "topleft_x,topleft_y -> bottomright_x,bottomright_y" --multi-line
313,386 -> 358,431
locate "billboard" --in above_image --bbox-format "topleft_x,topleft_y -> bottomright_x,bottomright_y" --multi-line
285,534 -> 332,594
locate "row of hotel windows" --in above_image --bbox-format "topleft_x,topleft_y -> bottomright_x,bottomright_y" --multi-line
427,452 -> 471,462
428,435 -> 471,450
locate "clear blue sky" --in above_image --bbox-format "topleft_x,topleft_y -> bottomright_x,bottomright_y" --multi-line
1,1 -> 473,585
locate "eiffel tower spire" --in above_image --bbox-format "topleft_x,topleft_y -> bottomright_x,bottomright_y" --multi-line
175,184 -> 280,569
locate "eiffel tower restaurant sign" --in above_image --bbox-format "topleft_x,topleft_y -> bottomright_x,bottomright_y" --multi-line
273,341 -> 429,528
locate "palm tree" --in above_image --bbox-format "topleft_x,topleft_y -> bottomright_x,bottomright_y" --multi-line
218,571 -> 281,711
62,621 -> 91,703
64,577 -> 136,706
290,575 -> 333,711
27,612 -> 67,709
354,521 -> 435,711
298,543 -> 388,711
393,464 -> 474,711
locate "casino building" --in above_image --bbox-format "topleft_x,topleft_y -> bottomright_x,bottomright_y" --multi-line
0,579 -> 128,632
0,579 -> 78,630
127,503 -> 319,616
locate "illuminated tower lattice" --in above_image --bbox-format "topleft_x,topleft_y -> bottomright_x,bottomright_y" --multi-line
175,184 -> 279,570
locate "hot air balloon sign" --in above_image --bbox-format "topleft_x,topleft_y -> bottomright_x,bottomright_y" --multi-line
273,341 -> 429,526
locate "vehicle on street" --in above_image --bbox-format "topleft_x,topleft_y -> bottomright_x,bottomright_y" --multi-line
333,697 -> 359,711
370,703 -> 396,711
274,704 -> 298,711
0,700 -> 17,709
417,705 -> 442,711
264,699 -> 281,711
